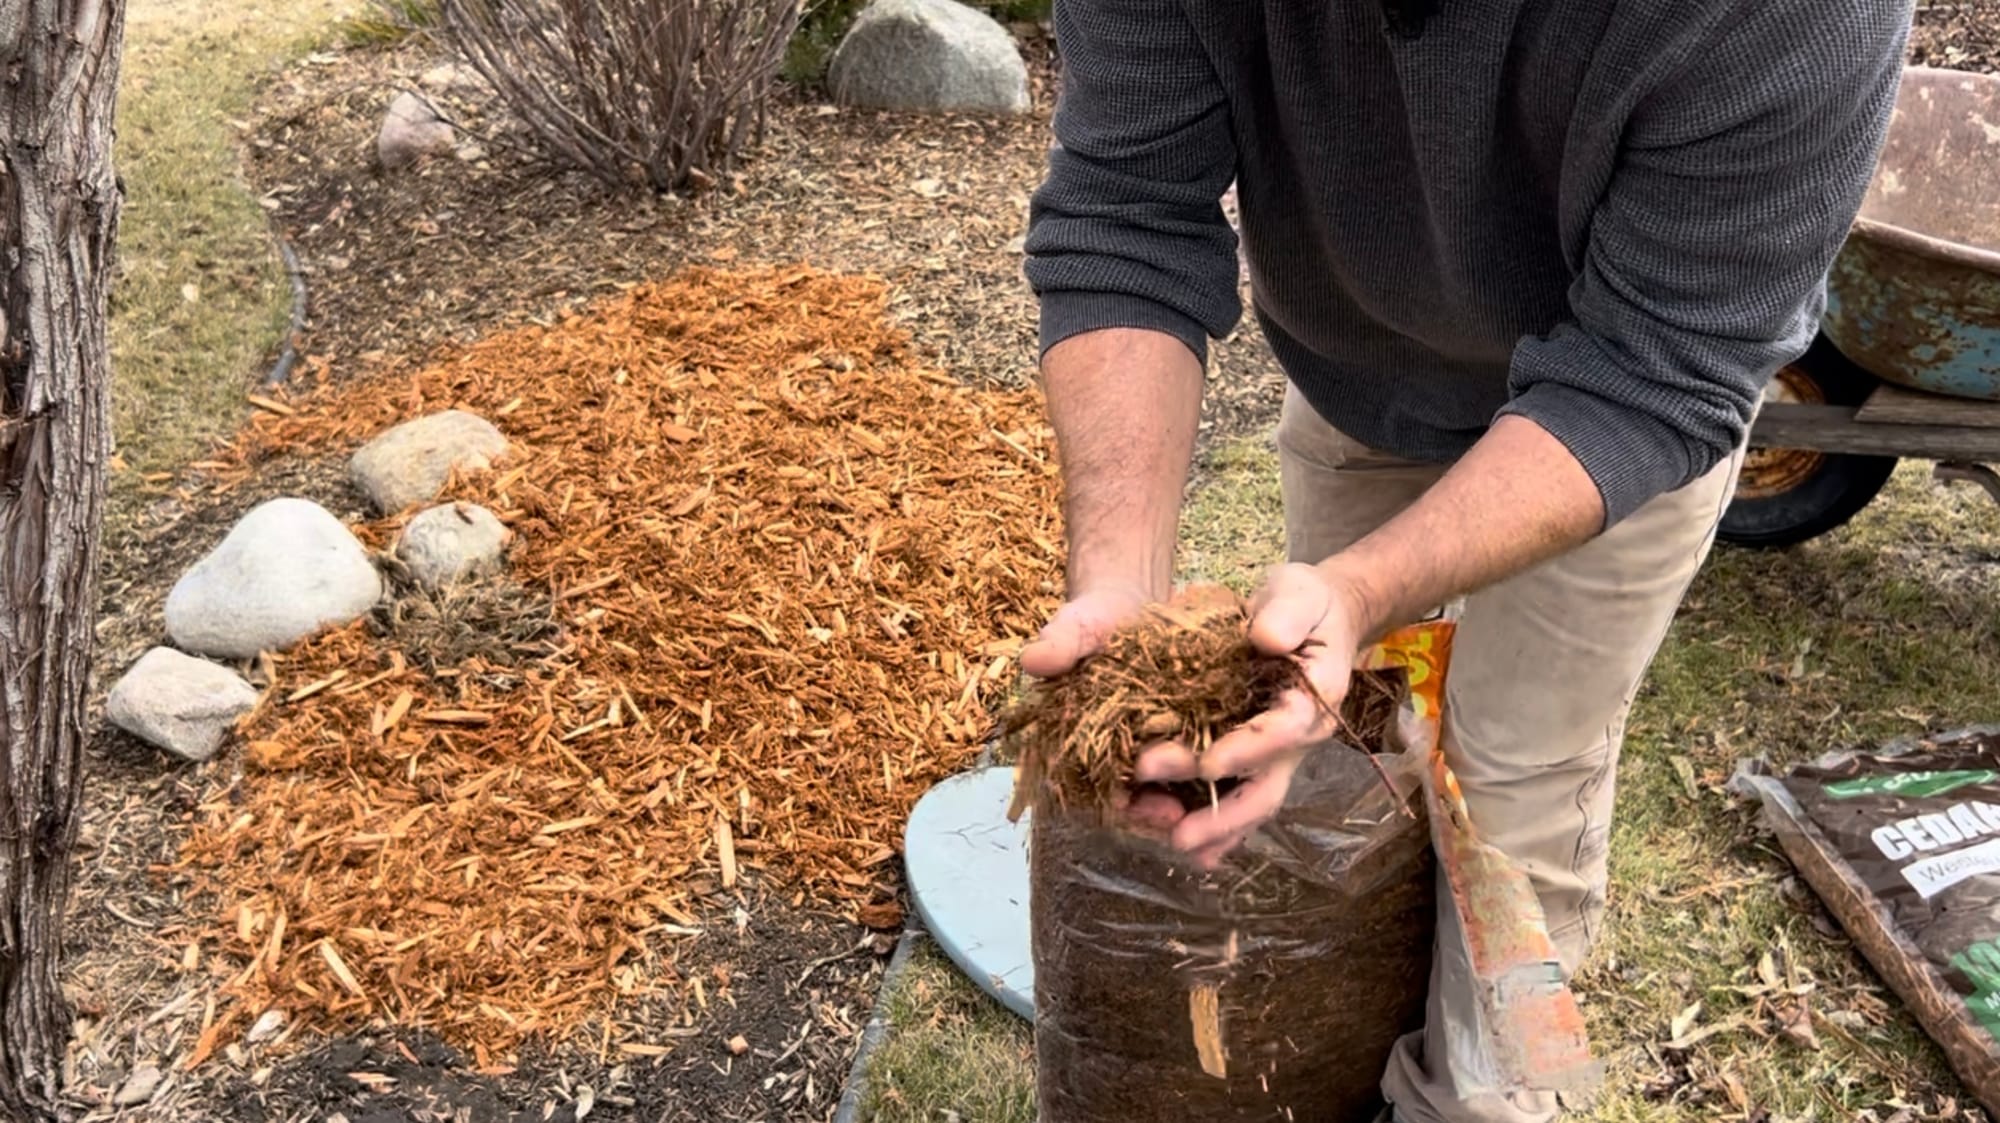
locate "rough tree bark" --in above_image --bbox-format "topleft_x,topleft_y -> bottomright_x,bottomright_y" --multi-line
0,0 -> 124,1118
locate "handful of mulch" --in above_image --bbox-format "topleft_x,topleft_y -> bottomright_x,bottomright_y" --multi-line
1000,583 -> 1437,1123
1000,583 -> 1407,824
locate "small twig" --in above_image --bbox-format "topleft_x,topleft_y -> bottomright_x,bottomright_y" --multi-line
103,900 -> 158,929
792,937 -> 873,990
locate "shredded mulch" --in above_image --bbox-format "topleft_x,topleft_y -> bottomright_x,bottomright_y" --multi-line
1000,583 -> 1406,824
169,263 -> 1063,1065
1912,1 -> 2000,72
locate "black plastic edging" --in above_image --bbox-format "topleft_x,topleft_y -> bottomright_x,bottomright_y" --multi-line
263,234 -> 309,387
832,927 -> 926,1123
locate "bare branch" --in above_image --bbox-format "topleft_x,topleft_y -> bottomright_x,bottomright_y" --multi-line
439,0 -> 801,195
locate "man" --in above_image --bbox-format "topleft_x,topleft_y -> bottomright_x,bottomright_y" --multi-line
1014,0 -> 1913,1119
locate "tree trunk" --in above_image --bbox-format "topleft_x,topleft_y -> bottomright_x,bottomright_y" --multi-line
0,1 -> 124,1118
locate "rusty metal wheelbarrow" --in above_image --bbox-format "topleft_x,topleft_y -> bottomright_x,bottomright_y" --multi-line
1721,65 -> 2000,548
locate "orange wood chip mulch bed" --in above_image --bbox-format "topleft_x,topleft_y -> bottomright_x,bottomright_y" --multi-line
174,264 -> 1064,1065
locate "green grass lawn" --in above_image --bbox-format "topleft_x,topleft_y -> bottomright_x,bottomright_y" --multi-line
111,0 -> 350,476
861,444 -> 2000,1122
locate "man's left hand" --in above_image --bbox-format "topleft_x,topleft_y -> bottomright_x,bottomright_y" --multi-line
1131,562 -> 1374,868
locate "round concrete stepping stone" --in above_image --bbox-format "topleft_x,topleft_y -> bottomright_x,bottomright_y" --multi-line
903,763 -> 1035,1020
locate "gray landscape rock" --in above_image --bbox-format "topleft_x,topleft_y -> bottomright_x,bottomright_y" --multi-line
420,62 -> 488,98
165,498 -> 384,659
105,648 -> 260,763
828,0 -> 1030,115
349,409 -> 510,514
114,1064 -> 163,1107
396,502 -> 510,588
377,90 -> 455,169
246,1009 -> 288,1045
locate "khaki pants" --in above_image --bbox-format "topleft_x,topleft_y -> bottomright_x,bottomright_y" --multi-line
1272,386 -> 1744,1123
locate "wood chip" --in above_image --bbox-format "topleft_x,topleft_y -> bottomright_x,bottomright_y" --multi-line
320,941 -> 366,999
717,819 -> 738,890
1190,983 -> 1227,1078
416,709 -> 495,726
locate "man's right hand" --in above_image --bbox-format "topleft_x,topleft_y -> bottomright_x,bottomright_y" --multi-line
1018,584 -> 1153,680
1017,584 -> 1196,835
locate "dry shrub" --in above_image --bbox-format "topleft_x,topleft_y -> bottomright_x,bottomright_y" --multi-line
441,0 -> 800,193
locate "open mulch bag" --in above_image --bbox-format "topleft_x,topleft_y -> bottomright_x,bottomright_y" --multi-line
1020,609 -> 1597,1122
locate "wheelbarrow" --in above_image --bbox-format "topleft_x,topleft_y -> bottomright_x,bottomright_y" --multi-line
1720,65 -> 2000,548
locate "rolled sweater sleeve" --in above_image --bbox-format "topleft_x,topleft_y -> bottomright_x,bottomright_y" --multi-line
1499,0 -> 1910,528
1022,0 -> 1241,364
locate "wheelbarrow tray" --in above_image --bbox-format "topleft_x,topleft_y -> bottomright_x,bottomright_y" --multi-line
1819,66 -> 2000,400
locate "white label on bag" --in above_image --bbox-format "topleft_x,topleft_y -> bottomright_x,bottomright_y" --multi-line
1904,836 -> 2000,899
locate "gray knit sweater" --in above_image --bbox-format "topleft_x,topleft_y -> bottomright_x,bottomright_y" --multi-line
1022,0 -> 1912,526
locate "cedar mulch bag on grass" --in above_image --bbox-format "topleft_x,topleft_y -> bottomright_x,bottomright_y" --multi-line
1002,587 -> 1595,1122
1733,727 -> 2000,1118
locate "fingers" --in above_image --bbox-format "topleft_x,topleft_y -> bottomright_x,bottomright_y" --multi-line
1246,563 -> 1331,655
1171,753 -> 1301,865
1018,589 -> 1148,679
1018,605 -> 1089,679
1196,687 -> 1320,781
1133,741 -> 1198,784
1124,788 -> 1188,833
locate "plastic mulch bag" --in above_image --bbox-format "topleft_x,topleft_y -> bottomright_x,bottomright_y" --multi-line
1731,727 -> 2000,1118
1028,621 -> 1445,1122
1362,619 -> 1600,1104
1390,632 -> 1600,1101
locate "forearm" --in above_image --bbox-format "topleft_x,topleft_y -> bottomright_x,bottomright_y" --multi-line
1041,327 -> 1204,600
1321,415 -> 1603,639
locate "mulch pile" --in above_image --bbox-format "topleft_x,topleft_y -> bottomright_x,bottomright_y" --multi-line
173,264 -> 1064,1065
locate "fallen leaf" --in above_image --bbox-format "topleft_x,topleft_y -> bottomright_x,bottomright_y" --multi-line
1778,1001 -> 1819,1050
1670,756 -> 1699,799
114,1065 -> 163,1106
1757,949 -> 1781,990
856,901 -> 903,930
1669,1000 -> 1702,1044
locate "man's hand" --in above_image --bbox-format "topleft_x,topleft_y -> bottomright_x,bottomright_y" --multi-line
1131,564 -> 1372,868
1141,413 -> 1604,868
1018,584 -> 1152,680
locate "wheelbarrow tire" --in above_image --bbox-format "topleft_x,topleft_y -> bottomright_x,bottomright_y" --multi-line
1718,337 -> 1898,550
